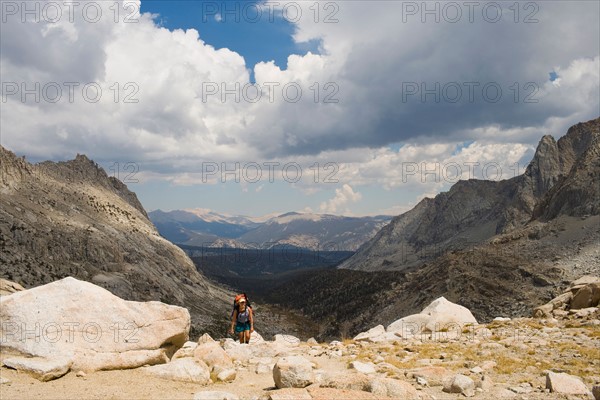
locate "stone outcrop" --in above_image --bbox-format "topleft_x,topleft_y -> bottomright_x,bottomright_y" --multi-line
534,276 -> 600,317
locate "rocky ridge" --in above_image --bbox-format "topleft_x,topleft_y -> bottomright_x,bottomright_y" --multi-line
0,147 -> 232,336
340,117 -> 600,272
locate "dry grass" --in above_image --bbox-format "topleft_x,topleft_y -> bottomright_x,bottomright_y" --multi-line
580,326 -> 600,339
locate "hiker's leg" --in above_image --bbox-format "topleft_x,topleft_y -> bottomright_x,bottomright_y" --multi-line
238,332 -> 244,344
244,330 -> 250,344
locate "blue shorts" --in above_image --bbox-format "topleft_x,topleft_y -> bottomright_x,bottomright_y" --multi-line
235,322 -> 251,333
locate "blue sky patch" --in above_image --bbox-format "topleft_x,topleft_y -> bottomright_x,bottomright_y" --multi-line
141,0 -> 320,80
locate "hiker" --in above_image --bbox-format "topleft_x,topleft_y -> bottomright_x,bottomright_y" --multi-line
228,296 -> 254,344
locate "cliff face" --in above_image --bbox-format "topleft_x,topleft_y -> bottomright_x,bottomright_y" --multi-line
340,117 -> 600,272
0,147 -> 232,336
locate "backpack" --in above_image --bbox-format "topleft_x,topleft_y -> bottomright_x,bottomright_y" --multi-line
231,293 -> 253,317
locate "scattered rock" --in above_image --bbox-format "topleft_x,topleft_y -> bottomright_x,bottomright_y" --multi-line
571,275 -> 600,287
194,340 -> 234,376
571,307 -> 599,318
0,376 -> 12,385
198,333 -> 216,344
480,360 -> 498,371
533,303 -> 554,318
172,341 -> 198,360
0,279 -> 25,296
307,338 -> 319,345
416,376 -> 428,387
443,373 -> 475,397
217,368 -> 237,382
470,366 -> 483,374
536,277 -> 600,316
406,366 -> 453,386
349,361 -> 376,374
143,358 -> 211,384
368,377 -> 420,399
75,370 -> 86,378
273,356 -> 314,388
224,342 -> 254,362
546,372 -> 592,396
509,386 -> 532,394
319,371 -> 371,391
476,375 -> 494,392
592,385 -> 600,400
256,362 -> 273,374
2,356 -> 72,382
571,283 -> 600,309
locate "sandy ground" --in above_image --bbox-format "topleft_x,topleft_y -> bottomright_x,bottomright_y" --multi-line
0,365 -> 270,400
0,353 -> 347,400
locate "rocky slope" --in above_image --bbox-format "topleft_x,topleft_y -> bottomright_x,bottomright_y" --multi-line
1,277 -> 598,400
0,147 -> 233,336
340,117 -> 600,272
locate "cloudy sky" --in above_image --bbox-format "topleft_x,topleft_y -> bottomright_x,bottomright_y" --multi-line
1,0 -> 598,217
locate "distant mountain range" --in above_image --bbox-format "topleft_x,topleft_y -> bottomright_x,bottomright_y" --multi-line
148,209 -> 392,251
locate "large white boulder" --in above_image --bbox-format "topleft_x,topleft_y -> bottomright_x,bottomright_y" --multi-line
273,356 -> 315,388
0,277 -> 190,374
387,297 -> 477,334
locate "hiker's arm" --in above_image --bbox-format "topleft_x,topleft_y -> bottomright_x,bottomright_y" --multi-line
229,310 -> 237,333
249,308 -> 254,333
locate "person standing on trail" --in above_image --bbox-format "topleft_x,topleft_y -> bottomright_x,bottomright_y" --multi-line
228,296 -> 254,344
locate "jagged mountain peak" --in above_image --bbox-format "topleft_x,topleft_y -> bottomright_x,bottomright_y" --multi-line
0,147 -> 148,218
340,117 -> 600,272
